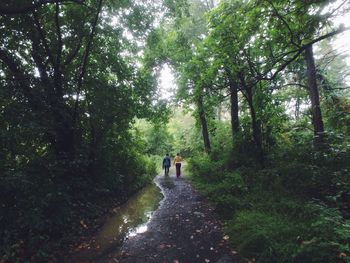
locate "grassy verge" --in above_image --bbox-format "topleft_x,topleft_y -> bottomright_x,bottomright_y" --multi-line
187,146 -> 350,262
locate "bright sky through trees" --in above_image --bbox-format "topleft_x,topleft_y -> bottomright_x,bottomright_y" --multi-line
159,64 -> 176,100
332,4 -> 350,66
158,0 -> 350,99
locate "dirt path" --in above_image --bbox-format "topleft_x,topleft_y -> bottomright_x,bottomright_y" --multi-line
98,174 -> 243,263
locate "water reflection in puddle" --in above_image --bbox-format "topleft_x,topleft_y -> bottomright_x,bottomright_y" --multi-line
96,182 -> 163,252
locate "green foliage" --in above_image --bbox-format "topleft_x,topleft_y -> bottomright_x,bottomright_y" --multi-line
144,124 -> 174,156
162,0 -> 350,261
190,168 -> 247,217
167,110 -> 199,156
324,96 -> 350,135
227,203 -> 350,263
2,0 -> 350,261
0,0 -> 165,260
187,119 -> 350,262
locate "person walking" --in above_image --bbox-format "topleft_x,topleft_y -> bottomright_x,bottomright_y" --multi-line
162,153 -> 171,176
174,153 -> 183,178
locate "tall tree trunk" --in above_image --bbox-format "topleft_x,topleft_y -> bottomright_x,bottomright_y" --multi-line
228,75 -> 240,138
239,73 -> 264,166
52,104 -> 75,158
248,96 -> 263,166
196,95 -> 211,153
305,45 -> 324,145
295,95 -> 300,120
217,100 -> 222,121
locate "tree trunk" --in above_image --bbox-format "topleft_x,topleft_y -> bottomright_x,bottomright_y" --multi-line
295,95 -> 300,120
217,101 -> 222,121
228,75 -> 240,137
248,97 -> 263,166
52,102 -> 75,158
305,45 -> 324,145
196,95 -> 211,153
239,73 -> 264,166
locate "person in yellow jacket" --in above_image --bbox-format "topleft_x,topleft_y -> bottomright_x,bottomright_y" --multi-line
173,153 -> 183,178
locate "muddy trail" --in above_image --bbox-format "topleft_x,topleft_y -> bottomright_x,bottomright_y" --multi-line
70,171 -> 243,263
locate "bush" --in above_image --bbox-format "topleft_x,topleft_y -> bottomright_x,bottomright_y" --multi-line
186,117 -> 350,262
188,154 -> 247,217
187,137 -> 350,262
226,201 -> 350,263
187,154 -> 225,182
226,209 -> 300,262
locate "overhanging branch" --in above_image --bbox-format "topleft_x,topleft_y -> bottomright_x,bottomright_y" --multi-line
0,48 -> 38,108
257,26 -> 350,83
0,0 -> 84,15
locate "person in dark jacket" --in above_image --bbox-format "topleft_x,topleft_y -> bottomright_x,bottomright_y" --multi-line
162,153 -> 171,176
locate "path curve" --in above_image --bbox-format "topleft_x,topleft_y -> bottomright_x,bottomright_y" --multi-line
102,174 -> 243,263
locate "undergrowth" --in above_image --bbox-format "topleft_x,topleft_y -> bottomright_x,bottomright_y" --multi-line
188,136 -> 350,262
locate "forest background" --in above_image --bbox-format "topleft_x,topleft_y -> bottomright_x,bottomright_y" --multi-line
1,0 -> 350,262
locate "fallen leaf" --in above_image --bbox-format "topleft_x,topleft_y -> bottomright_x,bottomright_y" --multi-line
80,220 -> 88,229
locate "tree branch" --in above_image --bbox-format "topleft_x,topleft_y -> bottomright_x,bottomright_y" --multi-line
0,48 -> 38,108
281,83 -> 308,89
32,10 -> 55,66
64,35 -> 84,65
266,0 -> 300,48
0,0 -> 84,15
324,0 -> 349,19
29,27 -> 51,86
54,1 -> 63,97
258,26 -> 350,83
73,0 -> 103,123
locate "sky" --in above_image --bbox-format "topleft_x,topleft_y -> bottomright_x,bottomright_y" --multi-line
331,3 -> 350,65
158,64 -> 177,100
158,0 -> 350,100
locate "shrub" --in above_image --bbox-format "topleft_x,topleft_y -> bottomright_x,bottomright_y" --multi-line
187,130 -> 350,262
226,201 -> 350,263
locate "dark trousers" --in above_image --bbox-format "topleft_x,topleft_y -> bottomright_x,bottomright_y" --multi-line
175,163 -> 181,177
164,165 -> 170,176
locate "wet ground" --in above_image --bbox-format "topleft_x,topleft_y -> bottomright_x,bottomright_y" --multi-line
108,173 -> 241,263
70,170 -> 243,263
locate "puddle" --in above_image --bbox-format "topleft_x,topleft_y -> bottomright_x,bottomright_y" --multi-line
94,181 -> 163,256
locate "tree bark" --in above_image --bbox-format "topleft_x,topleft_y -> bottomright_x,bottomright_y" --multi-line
217,97 -> 222,121
304,44 -> 324,145
196,95 -> 211,153
228,75 -> 240,137
239,73 -> 264,166
295,95 -> 300,120
248,94 -> 263,166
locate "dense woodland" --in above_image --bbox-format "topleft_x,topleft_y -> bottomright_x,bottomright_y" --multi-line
1,0 -> 350,262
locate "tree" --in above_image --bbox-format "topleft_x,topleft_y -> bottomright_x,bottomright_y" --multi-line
305,45 -> 325,144
0,0 -> 166,259
146,0 -> 216,153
